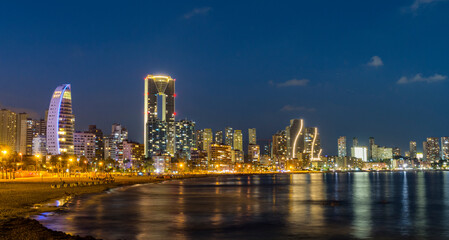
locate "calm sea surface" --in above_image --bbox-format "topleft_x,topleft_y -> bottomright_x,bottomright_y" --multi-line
35,172 -> 449,239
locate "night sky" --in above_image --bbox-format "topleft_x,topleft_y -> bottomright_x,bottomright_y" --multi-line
1,0 -> 449,155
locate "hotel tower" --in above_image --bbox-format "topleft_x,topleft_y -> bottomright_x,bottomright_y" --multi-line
144,75 -> 175,157
46,84 -> 75,155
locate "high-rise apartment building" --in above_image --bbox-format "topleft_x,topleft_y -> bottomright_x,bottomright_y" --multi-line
144,75 -> 175,157
74,132 -> 96,161
175,119 -> 195,159
248,128 -> 257,145
338,136 -> 347,157
195,129 -> 204,150
104,124 -> 128,163
304,127 -> 321,161
225,127 -> 233,148
424,137 -> 440,162
123,141 -> 144,163
215,130 -> 223,144
272,130 -> 287,160
0,109 -> 17,151
409,141 -> 417,159
16,113 -> 28,154
441,137 -> 449,160
46,84 -> 75,155
87,125 -> 104,161
286,119 -> 304,159
368,137 -> 375,160
202,129 -> 213,151
233,130 -> 243,151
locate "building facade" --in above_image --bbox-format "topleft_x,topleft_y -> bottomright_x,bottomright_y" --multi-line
225,127 -> 233,148
441,137 -> 449,160
46,84 -> 75,155
338,136 -> 347,157
144,75 -> 175,157
175,119 -> 195,159
248,128 -> 257,145
286,119 -> 304,159
425,137 -> 440,162
233,130 -> 243,151
74,132 -> 96,161
409,141 -> 417,159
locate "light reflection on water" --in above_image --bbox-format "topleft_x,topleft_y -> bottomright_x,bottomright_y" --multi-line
34,172 -> 449,239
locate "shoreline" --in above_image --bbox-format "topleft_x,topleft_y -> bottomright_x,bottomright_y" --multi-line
0,174 -> 212,240
0,170 -> 441,239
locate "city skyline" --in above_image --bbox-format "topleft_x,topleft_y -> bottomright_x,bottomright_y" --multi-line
1,1 -> 449,154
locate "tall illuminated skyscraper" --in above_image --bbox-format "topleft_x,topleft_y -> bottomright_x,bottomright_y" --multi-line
272,130 -> 287,160
175,119 -> 195,159
144,75 -> 175,157
225,127 -> 233,147
233,130 -> 243,151
304,127 -> 321,161
215,130 -> 223,144
248,128 -> 257,145
286,119 -> 304,159
424,137 -> 440,162
409,141 -> 417,159
46,84 -> 75,155
202,129 -> 213,151
337,136 -> 347,157
0,109 -> 17,151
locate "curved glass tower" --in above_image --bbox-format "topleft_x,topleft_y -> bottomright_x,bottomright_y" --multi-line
46,84 -> 75,155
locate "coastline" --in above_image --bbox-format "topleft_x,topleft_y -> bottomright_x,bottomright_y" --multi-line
0,174 -> 210,240
0,170 -> 429,239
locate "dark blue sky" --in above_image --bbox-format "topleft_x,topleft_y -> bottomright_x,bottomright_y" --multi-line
1,0 -> 449,155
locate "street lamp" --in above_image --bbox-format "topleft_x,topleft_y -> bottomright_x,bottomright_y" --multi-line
35,154 -> 40,172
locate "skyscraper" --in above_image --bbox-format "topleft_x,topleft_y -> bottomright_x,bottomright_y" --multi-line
425,137 -> 440,162
286,119 -> 304,159
104,124 -> 128,162
409,141 -> 417,159
353,137 -> 358,147
195,129 -> 204,150
233,130 -> 243,151
272,130 -> 287,160
225,127 -> 233,148
202,129 -> 213,151
87,125 -> 104,161
337,136 -> 347,157
304,127 -> 321,161
368,137 -> 375,160
0,109 -> 17,151
175,119 -> 195,159
144,75 -> 175,157
248,128 -> 257,145
46,84 -> 75,155
15,113 -> 28,154
74,132 -> 96,161
441,137 -> 449,160
215,130 -> 223,144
